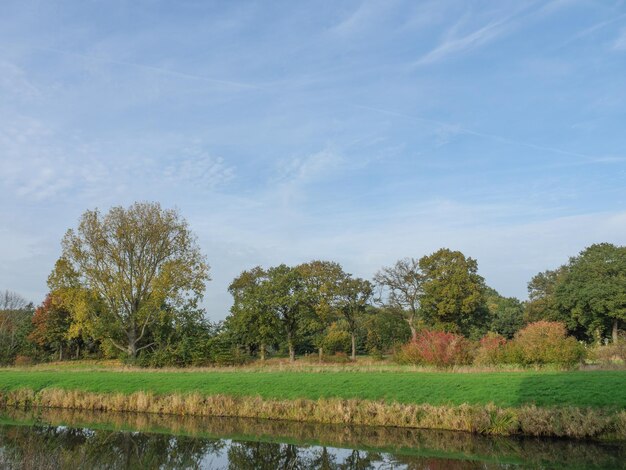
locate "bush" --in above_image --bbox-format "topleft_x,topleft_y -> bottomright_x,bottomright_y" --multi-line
394,330 -> 475,367
320,323 -> 352,355
590,333 -> 626,366
474,332 -> 508,366
511,321 -> 585,367
13,355 -> 33,366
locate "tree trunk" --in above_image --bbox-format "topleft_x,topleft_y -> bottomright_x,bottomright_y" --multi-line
59,346 -> 63,361
128,329 -> 137,358
408,322 -> 417,341
286,331 -> 295,362
260,343 -> 266,361
318,347 -> 323,363
351,333 -> 356,361
613,318 -> 620,343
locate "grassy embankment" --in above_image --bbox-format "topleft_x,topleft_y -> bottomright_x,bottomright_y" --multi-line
1,363 -> 625,439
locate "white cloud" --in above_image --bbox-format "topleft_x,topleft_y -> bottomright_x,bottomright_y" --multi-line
162,149 -> 235,190
415,19 -> 510,66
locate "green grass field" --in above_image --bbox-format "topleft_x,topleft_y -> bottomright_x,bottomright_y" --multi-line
1,368 -> 625,408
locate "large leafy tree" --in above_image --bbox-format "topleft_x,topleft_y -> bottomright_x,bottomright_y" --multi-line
0,290 -> 34,364
555,243 -> 626,343
485,287 -> 525,339
419,248 -> 487,337
373,258 -> 423,340
335,276 -> 373,360
264,264 -> 311,362
29,293 -> 72,360
53,202 -> 210,358
524,266 -> 569,325
227,267 -> 279,360
297,260 -> 345,359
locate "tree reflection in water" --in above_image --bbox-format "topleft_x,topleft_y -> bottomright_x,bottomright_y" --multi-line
0,411 -> 625,469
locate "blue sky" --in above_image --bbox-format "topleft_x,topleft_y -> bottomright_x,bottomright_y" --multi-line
1,0 -> 625,320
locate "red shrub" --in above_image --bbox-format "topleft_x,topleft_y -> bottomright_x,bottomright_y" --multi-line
474,332 -> 508,365
395,330 -> 474,367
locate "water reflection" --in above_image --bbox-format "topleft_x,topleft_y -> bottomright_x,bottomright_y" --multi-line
0,409 -> 624,469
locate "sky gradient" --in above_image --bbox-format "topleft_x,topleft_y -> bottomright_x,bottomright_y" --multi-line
1,0 -> 625,320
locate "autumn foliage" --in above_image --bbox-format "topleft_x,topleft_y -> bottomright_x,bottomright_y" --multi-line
395,330 -> 474,367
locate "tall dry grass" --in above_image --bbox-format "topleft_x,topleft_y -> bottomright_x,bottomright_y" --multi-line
1,388 -> 624,440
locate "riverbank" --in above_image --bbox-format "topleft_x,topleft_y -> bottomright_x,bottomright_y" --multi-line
1,367 -> 625,439
3,408 -> 626,469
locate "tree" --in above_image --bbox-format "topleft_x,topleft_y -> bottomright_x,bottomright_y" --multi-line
419,248 -> 487,337
264,264 -> 310,362
524,266 -> 569,324
0,290 -> 34,364
227,267 -> 279,360
29,293 -> 72,360
363,306 -> 411,356
485,287 -> 525,339
555,243 -> 626,343
297,260 -> 345,360
373,258 -> 423,340
335,276 -> 372,360
53,202 -> 210,358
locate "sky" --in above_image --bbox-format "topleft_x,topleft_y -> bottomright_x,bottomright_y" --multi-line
1,0 -> 626,320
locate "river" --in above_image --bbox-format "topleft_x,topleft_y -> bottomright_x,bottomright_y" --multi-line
0,408 -> 624,469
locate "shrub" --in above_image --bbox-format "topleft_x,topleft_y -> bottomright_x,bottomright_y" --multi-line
474,332 -> 507,365
13,355 -> 33,366
320,323 -> 352,355
512,321 -> 585,367
590,333 -> 626,366
394,330 -> 475,367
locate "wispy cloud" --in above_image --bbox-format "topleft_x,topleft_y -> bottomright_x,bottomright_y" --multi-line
353,104 -> 614,163
413,1 -> 573,66
414,18 -> 512,66
22,45 -> 262,90
0,60 -> 40,99
162,149 -> 236,190
613,28 -> 626,50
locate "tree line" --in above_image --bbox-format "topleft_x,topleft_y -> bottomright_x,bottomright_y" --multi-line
0,202 -> 624,366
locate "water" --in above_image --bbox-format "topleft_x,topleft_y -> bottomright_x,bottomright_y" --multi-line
0,408 -> 624,469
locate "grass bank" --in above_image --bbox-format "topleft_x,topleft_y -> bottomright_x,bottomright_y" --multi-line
1,367 -> 625,439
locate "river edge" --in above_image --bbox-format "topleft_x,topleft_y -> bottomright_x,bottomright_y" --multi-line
1,388 -> 625,441
2,407 -> 626,469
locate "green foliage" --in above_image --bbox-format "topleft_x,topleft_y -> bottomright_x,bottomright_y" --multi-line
508,321 -> 585,367
555,243 -> 626,343
363,307 -> 411,356
28,294 -> 72,360
319,322 -> 351,354
419,248 -> 488,337
0,291 -> 34,365
524,267 -> 569,324
485,288 -> 525,339
137,305 -> 219,368
590,332 -> 626,366
374,258 -> 424,339
226,267 -> 280,359
55,202 -> 210,358
334,275 -> 373,359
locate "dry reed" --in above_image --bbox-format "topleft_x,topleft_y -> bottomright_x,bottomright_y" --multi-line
1,388 -> 624,440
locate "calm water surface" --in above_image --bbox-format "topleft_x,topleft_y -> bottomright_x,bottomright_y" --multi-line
0,408 -> 624,469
